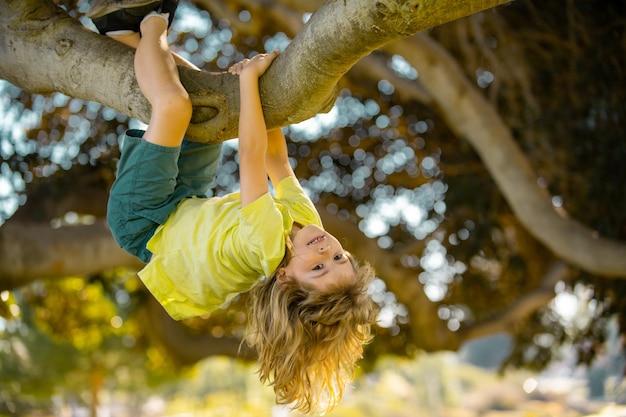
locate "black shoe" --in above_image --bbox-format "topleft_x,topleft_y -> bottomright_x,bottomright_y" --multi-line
158,0 -> 179,28
87,0 -> 179,35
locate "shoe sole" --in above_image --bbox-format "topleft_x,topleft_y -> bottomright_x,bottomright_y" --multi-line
87,0 -> 161,19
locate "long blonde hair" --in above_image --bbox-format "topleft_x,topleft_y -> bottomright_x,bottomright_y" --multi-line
246,254 -> 378,415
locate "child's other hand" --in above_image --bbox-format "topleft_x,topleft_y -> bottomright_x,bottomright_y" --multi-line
228,50 -> 280,78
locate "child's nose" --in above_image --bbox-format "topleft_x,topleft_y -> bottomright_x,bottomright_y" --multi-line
318,244 -> 331,252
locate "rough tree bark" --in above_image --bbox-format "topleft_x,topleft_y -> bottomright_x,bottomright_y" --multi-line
0,0 -> 511,141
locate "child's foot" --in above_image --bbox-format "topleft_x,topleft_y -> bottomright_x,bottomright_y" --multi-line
87,0 -> 179,35
139,11 -> 170,34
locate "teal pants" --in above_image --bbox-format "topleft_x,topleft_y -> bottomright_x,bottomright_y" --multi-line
106,129 -> 222,263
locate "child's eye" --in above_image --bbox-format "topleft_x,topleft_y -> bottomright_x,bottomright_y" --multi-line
334,254 -> 344,261
312,264 -> 323,271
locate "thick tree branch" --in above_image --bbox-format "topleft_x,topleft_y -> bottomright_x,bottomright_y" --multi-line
0,0 -> 511,143
0,219 -> 142,291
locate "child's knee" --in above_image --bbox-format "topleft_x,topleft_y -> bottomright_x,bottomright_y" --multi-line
154,89 -> 192,122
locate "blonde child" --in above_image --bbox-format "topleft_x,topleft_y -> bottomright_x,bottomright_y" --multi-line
90,1 -> 378,413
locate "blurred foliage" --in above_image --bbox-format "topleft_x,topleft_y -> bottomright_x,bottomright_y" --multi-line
452,0 -> 626,373
0,272 -> 184,414
0,0 -> 625,412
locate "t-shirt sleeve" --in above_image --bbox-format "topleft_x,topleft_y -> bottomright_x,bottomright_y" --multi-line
275,176 -> 323,227
239,192 -> 287,277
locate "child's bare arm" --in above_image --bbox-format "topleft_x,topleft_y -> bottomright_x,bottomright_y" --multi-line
229,50 -> 280,207
266,128 -> 296,187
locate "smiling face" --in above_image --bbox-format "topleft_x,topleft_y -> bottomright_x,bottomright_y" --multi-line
278,224 -> 356,292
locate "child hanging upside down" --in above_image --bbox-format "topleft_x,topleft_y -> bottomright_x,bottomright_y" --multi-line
88,0 -> 378,414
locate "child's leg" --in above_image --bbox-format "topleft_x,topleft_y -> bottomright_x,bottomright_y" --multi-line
105,29 -> 200,71
136,14 -> 192,147
108,32 -> 141,48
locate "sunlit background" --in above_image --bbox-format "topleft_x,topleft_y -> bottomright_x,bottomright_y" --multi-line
1,0 -> 625,416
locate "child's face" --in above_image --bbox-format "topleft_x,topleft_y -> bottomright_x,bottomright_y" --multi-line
279,224 -> 355,292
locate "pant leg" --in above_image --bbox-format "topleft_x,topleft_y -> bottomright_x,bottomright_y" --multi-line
175,139 -> 223,196
107,130 -> 182,262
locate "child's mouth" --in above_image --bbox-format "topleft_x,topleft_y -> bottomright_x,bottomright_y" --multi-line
307,235 -> 326,245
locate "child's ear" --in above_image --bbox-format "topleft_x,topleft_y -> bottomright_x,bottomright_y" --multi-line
275,267 -> 289,289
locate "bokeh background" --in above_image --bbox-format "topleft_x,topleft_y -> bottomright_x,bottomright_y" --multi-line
1,0 -> 625,416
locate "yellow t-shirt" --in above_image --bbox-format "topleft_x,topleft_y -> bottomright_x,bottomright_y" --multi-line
138,176 -> 322,320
